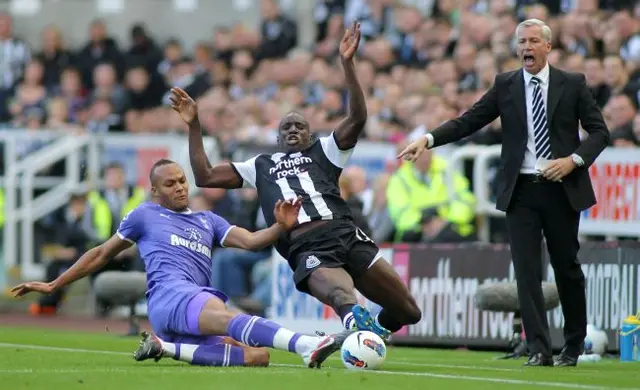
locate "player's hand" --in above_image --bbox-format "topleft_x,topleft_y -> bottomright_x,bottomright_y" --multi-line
274,196 -> 303,230
397,136 -> 429,162
10,281 -> 55,298
169,87 -> 198,125
542,157 -> 575,182
339,21 -> 361,62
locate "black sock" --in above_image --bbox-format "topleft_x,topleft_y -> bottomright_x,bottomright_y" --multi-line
337,304 -> 356,330
377,309 -> 404,333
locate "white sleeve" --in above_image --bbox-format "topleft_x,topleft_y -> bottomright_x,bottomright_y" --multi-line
231,156 -> 258,188
319,132 -> 354,169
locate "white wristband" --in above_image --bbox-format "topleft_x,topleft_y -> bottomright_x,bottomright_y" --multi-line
425,133 -> 434,148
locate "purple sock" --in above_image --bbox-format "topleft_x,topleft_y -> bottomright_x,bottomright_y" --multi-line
226,314 -> 317,354
192,344 -> 244,366
166,342 -> 245,366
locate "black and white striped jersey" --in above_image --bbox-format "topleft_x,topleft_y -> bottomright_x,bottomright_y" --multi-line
231,132 -> 354,227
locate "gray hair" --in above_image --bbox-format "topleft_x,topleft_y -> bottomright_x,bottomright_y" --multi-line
515,19 -> 553,42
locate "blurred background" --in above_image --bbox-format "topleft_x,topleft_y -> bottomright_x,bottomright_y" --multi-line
0,0 -> 639,347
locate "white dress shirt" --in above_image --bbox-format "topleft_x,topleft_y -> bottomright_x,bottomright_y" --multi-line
521,63 -> 550,174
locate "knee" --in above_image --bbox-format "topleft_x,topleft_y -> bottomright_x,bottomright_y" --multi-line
244,348 -> 269,367
399,297 -> 422,325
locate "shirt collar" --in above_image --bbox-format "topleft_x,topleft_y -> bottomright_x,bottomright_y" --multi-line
523,62 -> 550,86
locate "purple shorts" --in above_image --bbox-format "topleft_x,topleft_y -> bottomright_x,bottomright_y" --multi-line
150,287 -> 228,344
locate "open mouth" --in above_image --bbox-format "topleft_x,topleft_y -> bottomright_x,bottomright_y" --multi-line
523,54 -> 535,66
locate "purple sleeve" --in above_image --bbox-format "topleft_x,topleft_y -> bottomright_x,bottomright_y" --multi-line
116,207 -> 144,243
209,212 -> 235,248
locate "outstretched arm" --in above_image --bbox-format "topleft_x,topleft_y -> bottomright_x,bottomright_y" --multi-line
397,82 -> 500,161
11,235 -> 131,297
170,87 -> 243,189
334,22 -> 367,150
219,198 -> 302,251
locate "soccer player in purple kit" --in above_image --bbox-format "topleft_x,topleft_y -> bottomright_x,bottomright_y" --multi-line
11,159 -> 352,368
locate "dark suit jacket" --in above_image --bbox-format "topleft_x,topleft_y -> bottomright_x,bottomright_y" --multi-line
430,66 -> 610,213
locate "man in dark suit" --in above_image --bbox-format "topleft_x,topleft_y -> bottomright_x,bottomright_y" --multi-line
398,19 -> 609,367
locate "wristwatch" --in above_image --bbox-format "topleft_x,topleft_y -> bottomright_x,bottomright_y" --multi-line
571,153 -> 585,167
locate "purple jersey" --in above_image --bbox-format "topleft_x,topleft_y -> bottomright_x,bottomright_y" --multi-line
116,201 -> 233,326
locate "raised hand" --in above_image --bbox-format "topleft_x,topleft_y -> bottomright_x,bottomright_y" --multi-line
273,196 -> 303,230
10,281 -> 55,298
339,21 -> 361,62
169,87 -> 198,125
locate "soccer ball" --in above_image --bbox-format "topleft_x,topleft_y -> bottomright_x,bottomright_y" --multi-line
340,331 -> 387,370
584,324 -> 608,355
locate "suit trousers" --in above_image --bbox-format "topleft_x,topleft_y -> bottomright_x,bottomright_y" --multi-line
506,174 -> 586,357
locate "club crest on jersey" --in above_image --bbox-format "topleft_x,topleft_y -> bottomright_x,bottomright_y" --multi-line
198,216 -> 210,230
170,228 -> 211,258
269,155 -> 313,179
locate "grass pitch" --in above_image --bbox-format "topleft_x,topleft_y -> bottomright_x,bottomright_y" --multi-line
0,326 -> 637,390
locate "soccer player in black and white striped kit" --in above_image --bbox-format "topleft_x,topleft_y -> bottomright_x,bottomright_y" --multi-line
172,22 -> 421,340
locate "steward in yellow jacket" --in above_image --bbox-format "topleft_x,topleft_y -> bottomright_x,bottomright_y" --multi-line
386,149 -> 476,242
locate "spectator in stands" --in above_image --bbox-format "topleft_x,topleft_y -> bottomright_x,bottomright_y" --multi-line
30,191 -> 93,316
55,67 -> 89,124
92,63 -> 127,116
86,97 -> 121,133
75,19 -> 125,88
602,55 -> 640,106
254,0 -> 298,61
604,94 -> 637,142
35,25 -> 75,89
0,12 -> 30,121
126,23 -> 163,77
386,148 -> 476,243
123,65 -> 166,114
584,57 -> 609,107
611,9 -> 640,63
45,96 -> 82,132
8,59 -> 47,126
366,173 -> 395,243
157,38 -> 183,82
87,162 -> 146,315
338,169 -> 372,238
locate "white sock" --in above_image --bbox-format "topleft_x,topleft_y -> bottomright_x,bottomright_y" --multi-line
271,327 -> 322,355
159,339 -> 176,358
158,339 -> 199,363
295,335 -> 323,355
342,313 -> 356,330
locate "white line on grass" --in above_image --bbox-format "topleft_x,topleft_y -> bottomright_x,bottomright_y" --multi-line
0,342 -> 518,372
0,343 -> 625,390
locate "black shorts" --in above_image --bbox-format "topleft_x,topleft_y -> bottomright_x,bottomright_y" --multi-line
283,219 -> 382,294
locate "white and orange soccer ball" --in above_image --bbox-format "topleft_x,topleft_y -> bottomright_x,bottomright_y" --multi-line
340,331 -> 387,370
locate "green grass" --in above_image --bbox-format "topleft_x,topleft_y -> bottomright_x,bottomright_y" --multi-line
0,326 -> 637,390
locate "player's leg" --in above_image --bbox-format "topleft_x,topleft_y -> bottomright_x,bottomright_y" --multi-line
135,332 -> 269,367
196,296 -> 351,367
183,291 -> 351,367
305,267 -> 359,331
352,256 -> 421,337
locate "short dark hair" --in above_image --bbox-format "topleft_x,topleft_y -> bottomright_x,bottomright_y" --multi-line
149,158 -> 177,185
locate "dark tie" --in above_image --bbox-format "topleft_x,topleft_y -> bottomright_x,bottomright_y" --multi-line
531,77 -> 552,159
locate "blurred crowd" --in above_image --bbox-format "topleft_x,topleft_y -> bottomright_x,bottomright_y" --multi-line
1,0 -> 639,146
4,0 -> 640,317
